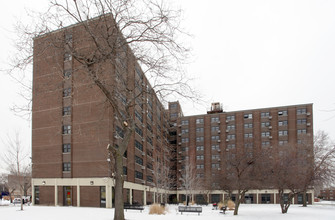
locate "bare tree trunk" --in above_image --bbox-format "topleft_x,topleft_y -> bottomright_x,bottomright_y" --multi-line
114,152 -> 124,220
234,190 -> 246,215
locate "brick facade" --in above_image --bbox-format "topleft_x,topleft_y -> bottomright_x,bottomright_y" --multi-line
32,16 -> 314,207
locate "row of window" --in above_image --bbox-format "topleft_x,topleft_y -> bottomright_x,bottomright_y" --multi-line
181,138 -> 305,153
180,108 -> 309,125
180,119 -> 308,133
180,129 -> 307,142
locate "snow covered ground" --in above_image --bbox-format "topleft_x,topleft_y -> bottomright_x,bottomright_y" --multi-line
0,201 -> 334,220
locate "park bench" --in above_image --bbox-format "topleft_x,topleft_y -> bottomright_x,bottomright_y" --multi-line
124,203 -> 144,212
178,206 -> 202,215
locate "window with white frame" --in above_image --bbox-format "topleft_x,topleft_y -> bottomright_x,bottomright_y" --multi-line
196,136 -> 204,142
196,155 -> 204,160
196,127 -> 204,133
244,113 -> 253,119
196,118 -> 204,124
297,108 -> 307,115
196,146 -> 204,151
261,112 -> 270,118
278,130 -> 288,136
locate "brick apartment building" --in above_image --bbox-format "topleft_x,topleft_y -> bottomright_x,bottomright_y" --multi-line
31,16 -> 314,207
320,188 -> 335,200
170,102 -> 314,205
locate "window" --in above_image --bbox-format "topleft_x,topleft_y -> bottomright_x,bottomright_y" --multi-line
261,112 -> 270,118
227,144 -> 235,149
211,135 -> 219,140
196,164 -> 204,169
211,145 -> 220,150
63,88 -> 71,97
181,129 -> 189,134
244,123 -> 253,129
227,134 -> 235,140
211,117 -> 219,123
146,163 -> 153,170
262,141 -> 270,147
261,132 -> 270,137
245,143 -> 253,148
181,138 -> 189,143
227,125 -> 235,130
278,110 -> 288,116
181,146 -> 189,151
116,126 -> 124,138
196,155 -> 204,160
146,136 -> 153,145
278,130 -> 288,136
135,140 -> 143,151
261,122 -> 270,127
226,115 -> 235,121
135,156 -> 143,165
147,123 -> 152,133
63,162 -> 71,172
135,171 -> 143,179
170,103 -> 178,109
135,110 -> 143,122
147,150 -> 153,157
297,108 -> 307,115
196,127 -> 204,133
63,106 -> 71,116
211,163 -> 220,168
135,125 -> 143,137
196,118 -> 204,124
62,125 -> 71,135
181,120 -> 189,125
212,155 -> 220,160
147,176 -> 153,183
123,166 -> 127,175
170,113 -> 177,118
196,136 -> 204,142
297,119 -> 307,124
211,126 -> 220,132
244,113 -> 253,119
63,144 -> 71,153
297,129 -> 307,134
278,120 -> 288,126
147,112 -> 153,121
244,133 -> 253,138
279,140 -> 288,145
196,146 -> 204,151
64,70 -> 72,78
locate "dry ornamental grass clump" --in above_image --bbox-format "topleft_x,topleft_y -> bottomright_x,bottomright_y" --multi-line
227,200 -> 235,210
149,204 -> 166,215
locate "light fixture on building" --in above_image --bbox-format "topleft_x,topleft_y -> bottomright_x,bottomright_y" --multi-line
42,181 -> 46,185
90,181 -> 94,185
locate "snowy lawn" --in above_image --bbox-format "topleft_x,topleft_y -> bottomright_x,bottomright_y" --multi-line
0,203 -> 334,220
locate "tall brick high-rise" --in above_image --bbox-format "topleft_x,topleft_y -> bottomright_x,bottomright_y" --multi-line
31,17 -> 314,207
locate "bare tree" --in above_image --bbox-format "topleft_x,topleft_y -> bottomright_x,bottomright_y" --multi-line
298,131 -> 335,206
1,132 -> 31,210
11,1 -> 195,219
179,158 -> 199,205
268,144 -> 304,214
220,145 -> 261,215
